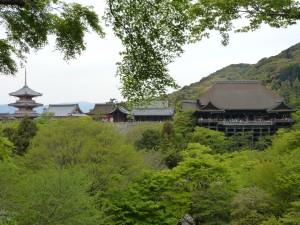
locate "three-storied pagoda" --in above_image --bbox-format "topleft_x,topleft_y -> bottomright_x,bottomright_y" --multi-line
9,72 -> 43,118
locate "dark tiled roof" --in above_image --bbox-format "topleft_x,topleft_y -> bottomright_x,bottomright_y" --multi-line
108,106 -> 131,115
268,102 -> 295,112
88,103 -> 115,115
182,100 -> 199,111
135,100 -> 169,109
198,81 -> 291,110
45,104 -> 85,117
9,85 -> 42,97
132,108 -> 174,116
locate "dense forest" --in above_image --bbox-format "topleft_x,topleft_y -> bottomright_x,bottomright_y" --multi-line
0,110 -> 299,224
169,42 -> 300,109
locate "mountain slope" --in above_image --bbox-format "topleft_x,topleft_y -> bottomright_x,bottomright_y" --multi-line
169,43 -> 300,108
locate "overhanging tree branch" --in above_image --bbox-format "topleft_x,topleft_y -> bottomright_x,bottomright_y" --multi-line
0,0 -> 25,6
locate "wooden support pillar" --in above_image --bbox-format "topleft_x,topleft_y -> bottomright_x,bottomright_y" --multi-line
260,127 -> 262,137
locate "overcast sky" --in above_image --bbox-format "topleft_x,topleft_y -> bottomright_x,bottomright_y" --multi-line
1,0 -> 300,105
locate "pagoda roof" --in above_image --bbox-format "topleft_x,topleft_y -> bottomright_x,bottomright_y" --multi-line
198,81 -> 294,111
11,112 -> 40,118
45,104 -> 85,117
8,102 -> 43,107
9,85 -> 42,97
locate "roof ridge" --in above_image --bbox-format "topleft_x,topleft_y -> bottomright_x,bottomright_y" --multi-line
215,80 -> 259,84
48,104 -> 78,107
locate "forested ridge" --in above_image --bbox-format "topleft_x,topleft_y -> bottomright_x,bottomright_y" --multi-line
0,111 -> 299,224
169,42 -> 300,109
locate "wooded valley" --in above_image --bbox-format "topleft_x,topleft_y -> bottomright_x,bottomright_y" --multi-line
0,111 -> 299,224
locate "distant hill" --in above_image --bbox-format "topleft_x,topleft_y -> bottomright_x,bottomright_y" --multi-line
168,42 -> 300,109
0,102 -> 95,114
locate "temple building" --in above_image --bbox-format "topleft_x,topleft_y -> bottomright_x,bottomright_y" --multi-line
45,104 -> 86,118
107,105 -> 131,122
182,81 -> 295,136
88,103 -> 131,122
132,100 -> 174,122
9,73 -> 43,118
87,103 -> 116,121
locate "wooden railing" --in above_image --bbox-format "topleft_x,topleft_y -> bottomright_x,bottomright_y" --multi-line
198,118 -> 295,125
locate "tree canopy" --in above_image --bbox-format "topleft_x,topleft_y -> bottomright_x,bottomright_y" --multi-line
105,0 -> 300,101
0,0 -> 104,74
1,0 -> 300,101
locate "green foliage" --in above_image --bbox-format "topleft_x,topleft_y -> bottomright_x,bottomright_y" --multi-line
0,166 -> 101,225
25,118 -> 143,193
227,132 -> 253,151
135,129 -> 161,151
106,170 -> 189,225
0,0 -> 104,75
291,110 -> 300,130
2,1 -> 300,101
0,108 -> 299,224
0,137 -> 13,162
174,146 -> 237,224
9,117 -> 38,156
231,186 -> 275,225
270,130 -> 300,155
106,0 -> 300,101
280,201 -> 300,224
0,161 -> 19,224
162,120 -> 174,138
124,122 -> 162,145
254,135 -> 273,151
173,110 -> 195,136
189,126 -> 228,153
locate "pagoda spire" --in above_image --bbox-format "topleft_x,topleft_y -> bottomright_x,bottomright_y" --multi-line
25,68 -> 27,86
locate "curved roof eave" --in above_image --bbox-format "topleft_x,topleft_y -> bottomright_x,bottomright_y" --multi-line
9,85 -> 42,97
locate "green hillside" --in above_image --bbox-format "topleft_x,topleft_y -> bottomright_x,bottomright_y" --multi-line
169,42 -> 300,108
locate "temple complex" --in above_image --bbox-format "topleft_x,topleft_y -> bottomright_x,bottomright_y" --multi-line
8,72 -> 43,118
182,81 -> 295,136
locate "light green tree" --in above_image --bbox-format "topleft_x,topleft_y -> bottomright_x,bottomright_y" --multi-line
0,137 -> 13,162
189,126 -> 228,153
1,167 -> 101,225
25,118 -> 144,193
230,186 -> 275,225
11,116 -> 38,156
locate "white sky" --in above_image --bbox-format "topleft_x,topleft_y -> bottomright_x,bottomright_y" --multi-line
1,0 -> 300,104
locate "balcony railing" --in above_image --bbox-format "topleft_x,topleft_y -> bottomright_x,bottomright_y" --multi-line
16,100 -> 36,103
198,118 -> 295,125
16,110 -> 37,114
